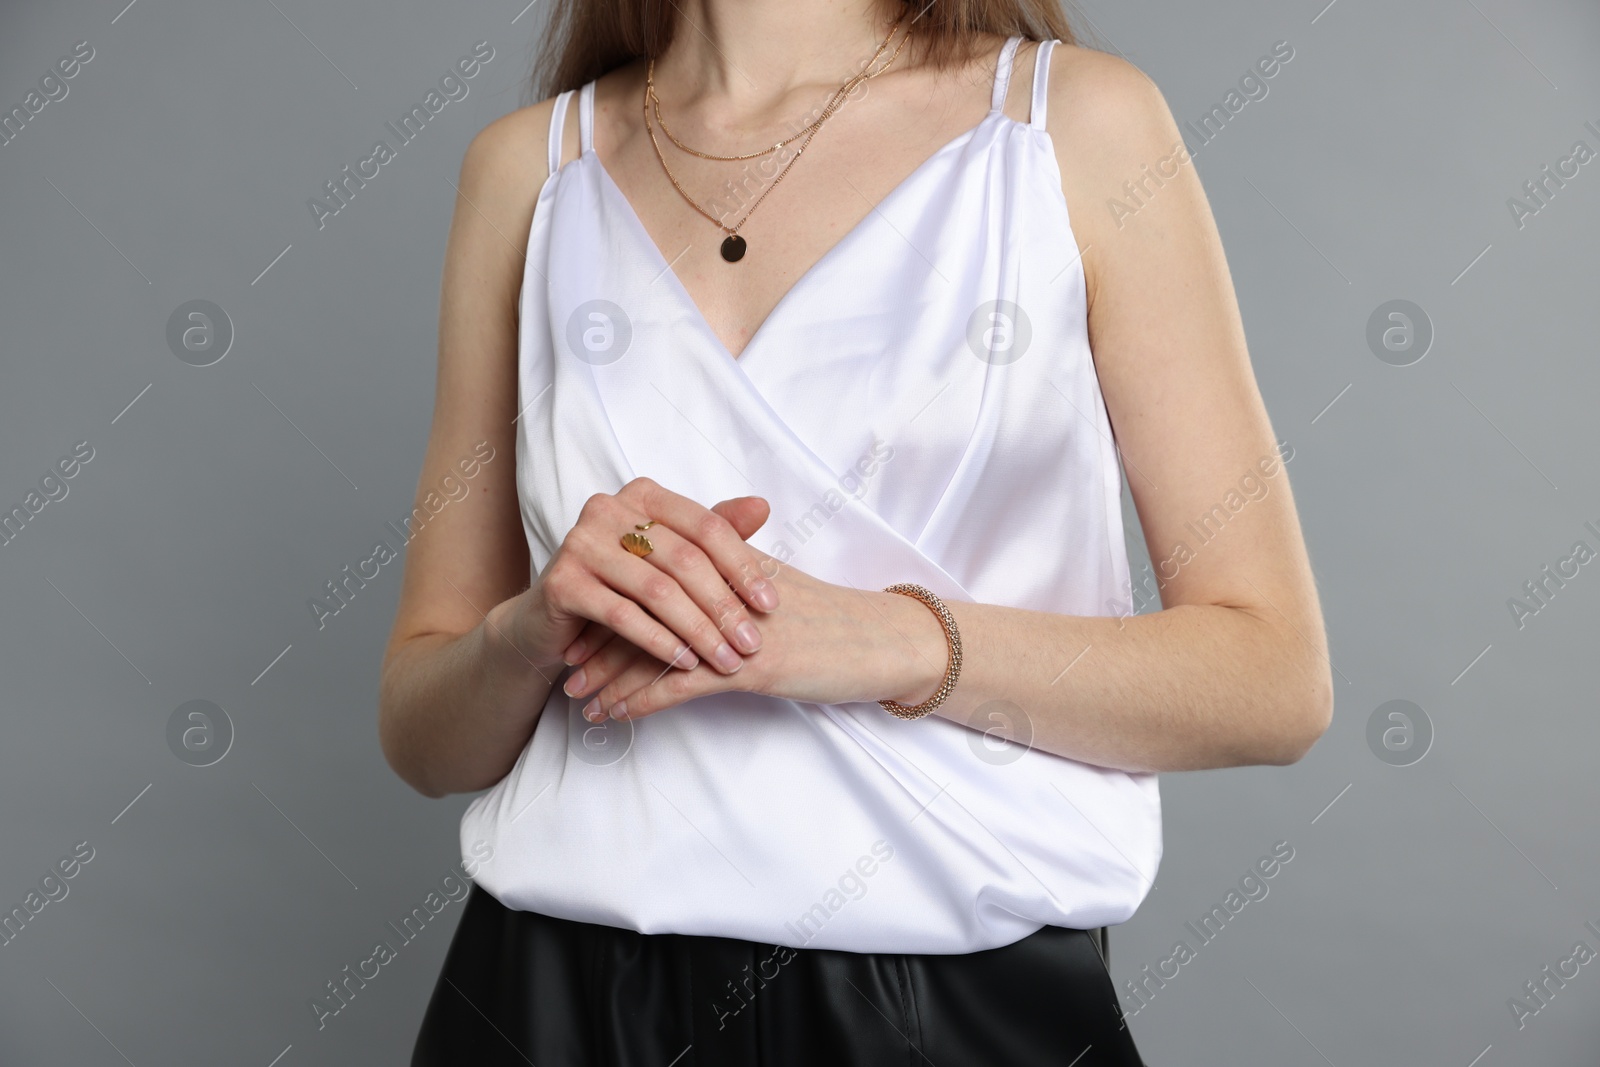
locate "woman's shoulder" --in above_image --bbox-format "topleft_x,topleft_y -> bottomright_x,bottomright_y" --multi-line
463,96 -> 566,193
441,95 -> 577,269
1039,43 -> 1193,238
1041,42 -> 1173,149
466,60 -> 645,185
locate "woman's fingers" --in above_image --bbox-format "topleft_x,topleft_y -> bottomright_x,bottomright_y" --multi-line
561,621 -> 607,666
621,480 -> 780,614
542,481 -> 777,679
582,532 -> 749,674
626,520 -> 767,655
566,490 -> 744,673
568,642 -> 670,720
544,568 -> 704,677
561,630 -> 627,704
591,651 -> 729,722
562,626 -> 692,703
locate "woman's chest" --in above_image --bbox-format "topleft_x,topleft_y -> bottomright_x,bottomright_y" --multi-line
517,123 -> 1105,558
590,92 -> 1007,361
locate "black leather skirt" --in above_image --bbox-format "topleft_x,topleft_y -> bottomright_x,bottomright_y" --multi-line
411,884 -> 1144,1066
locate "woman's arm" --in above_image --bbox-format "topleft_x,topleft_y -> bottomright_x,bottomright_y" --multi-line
377,104 -> 558,798
379,101 -> 784,798
567,45 -> 1333,773
1010,42 -> 1332,768
902,43 -> 1333,770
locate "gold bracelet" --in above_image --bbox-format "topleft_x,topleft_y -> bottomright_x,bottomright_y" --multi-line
878,583 -> 962,720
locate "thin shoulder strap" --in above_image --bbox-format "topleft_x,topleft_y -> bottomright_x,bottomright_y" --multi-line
989,35 -> 1025,112
547,88 -> 576,175
1030,38 -> 1058,129
578,79 -> 596,154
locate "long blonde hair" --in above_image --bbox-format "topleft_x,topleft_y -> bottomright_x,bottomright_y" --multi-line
527,0 -> 1078,101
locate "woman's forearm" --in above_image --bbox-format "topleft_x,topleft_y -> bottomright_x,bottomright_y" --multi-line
890,597 -> 1333,774
379,596 -> 562,798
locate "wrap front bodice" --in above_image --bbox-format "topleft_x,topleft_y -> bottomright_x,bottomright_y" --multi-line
459,36 -> 1162,953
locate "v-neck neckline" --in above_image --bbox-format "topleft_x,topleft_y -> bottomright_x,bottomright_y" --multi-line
585,107 -> 1012,370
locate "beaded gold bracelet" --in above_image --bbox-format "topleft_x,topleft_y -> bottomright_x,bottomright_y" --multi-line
878,583 -> 963,720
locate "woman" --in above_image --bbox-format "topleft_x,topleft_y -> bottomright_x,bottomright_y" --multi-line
382,0 -> 1332,1062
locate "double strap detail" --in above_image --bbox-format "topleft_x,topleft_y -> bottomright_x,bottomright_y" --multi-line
545,81 -> 597,176
991,35 -> 1060,128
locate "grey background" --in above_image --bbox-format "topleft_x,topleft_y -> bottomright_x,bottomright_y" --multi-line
1,0 -> 1596,1063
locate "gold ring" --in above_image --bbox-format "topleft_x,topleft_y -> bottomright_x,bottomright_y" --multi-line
635,520 -> 657,530
621,532 -> 654,557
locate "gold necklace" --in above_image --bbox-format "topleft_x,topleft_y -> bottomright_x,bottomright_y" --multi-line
643,15 -> 909,262
646,15 -> 908,163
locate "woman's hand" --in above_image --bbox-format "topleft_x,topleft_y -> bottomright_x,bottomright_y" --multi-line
504,479 -> 780,678
561,549 -> 950,722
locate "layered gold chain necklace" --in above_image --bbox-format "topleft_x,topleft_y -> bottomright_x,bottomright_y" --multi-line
643,12 -> 910,263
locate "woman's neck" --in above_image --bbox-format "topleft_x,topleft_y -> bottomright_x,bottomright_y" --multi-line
651,0 -> 900,114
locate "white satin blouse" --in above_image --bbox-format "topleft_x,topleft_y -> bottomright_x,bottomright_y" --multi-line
459,35 -> 1162,954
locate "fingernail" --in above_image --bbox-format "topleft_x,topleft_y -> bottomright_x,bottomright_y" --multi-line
563,640 -> 585,665
672,645 -> 699,670
734,620 -> 762,653
611,700 -> 628,720
564,668 -> 587,697
714,642 -> 742,672
583,697 -> 603,722
750,578 -> 778,611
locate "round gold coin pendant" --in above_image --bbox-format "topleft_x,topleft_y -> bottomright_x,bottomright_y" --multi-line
720,234 -> 747,262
